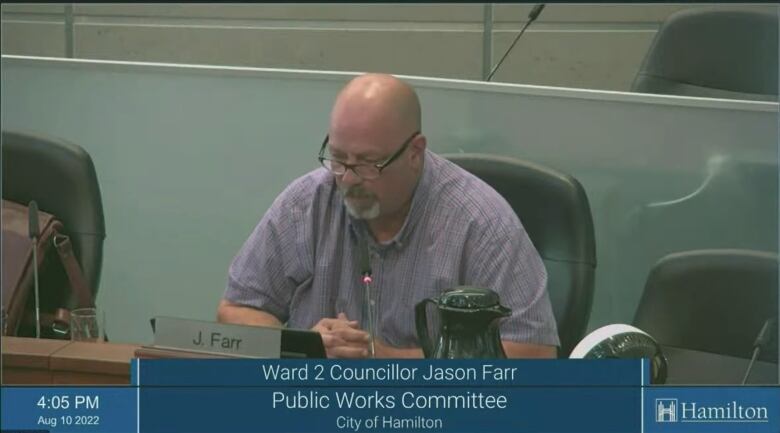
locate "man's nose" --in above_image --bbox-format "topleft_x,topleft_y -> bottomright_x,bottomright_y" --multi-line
340,168 -> 363,186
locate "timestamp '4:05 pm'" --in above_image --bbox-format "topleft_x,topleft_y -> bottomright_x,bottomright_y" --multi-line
37,395 -> 99,410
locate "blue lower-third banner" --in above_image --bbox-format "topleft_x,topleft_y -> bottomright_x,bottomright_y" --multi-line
1,359 -> 778,433
137,386 -> 638,433
0,387 -> 137,433
644,386 -> 780,433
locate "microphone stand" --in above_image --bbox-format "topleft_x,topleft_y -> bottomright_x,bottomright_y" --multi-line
29,201 -> 42,339
359,236 -> 376,358
741,318 -> 776,385
362,272 -> 376,358
487,4 -> 546,82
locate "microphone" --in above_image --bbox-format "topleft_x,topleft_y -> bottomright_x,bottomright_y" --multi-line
741,318 -> 776,384
28,201 -> 42,338
358,236 -> 375,357
487,4 -> 546,82
360,236 -> 373,284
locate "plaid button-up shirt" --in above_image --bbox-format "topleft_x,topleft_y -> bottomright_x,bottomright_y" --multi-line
225,150 -> 559,348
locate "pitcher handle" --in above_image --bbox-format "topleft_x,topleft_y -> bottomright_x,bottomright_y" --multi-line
415,299 -> 436,358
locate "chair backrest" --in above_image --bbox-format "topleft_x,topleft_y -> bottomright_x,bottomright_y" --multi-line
633,249 -> 778,362
1,130 -> 106,297
631,8 -> 778,101
443,153 -> 597,356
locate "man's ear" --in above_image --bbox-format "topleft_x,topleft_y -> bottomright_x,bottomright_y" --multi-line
410,134 -> 427,165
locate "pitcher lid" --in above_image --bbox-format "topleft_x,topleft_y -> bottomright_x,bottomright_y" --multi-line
438,286 -> 501,309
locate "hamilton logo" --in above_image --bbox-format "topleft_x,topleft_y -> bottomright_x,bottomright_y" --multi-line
655,399 -> 678,423
654,398 -> 768,423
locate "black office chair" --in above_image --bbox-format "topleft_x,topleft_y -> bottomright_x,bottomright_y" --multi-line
632,8 -> 778,101
1,130 -> 106,297
633,249 -> 778,363
443,153 -> 597,357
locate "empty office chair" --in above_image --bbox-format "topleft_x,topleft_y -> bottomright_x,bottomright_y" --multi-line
614,158 -> 778,329
443,153 -> 597,357
2,130 -> 106,297
632,8 -> 778,101
633,249 -> 778,363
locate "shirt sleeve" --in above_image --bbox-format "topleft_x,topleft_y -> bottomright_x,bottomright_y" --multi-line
223,185 -> 309,323
463,212 -> 561,347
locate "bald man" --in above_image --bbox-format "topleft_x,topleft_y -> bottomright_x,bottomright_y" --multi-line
218,74 -> 559,359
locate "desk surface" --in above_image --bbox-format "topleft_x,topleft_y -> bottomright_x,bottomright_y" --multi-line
3,337 -> 71,370
2,336 -> 140,385
663,345 -> 778,385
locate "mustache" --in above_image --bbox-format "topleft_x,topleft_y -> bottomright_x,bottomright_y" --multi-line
340,186 -> 375,199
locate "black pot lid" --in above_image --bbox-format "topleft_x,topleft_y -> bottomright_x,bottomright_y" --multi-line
438,286 -> 501,310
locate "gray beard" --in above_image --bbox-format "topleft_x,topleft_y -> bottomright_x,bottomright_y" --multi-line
344,198 -> 381,220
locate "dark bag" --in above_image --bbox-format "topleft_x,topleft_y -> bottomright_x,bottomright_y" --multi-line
1,199 -> 94,338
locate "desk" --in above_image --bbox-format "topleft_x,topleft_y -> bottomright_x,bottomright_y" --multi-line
1,337 -> 139,385
663,345 -> 778,385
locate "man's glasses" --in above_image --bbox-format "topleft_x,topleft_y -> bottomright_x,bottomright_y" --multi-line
318,131 -> 419,180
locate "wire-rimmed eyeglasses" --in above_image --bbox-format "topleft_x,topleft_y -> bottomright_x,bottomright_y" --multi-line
318,131 -> 419,180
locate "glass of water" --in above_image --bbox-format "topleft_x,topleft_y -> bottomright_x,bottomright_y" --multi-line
70,308 -> 103,342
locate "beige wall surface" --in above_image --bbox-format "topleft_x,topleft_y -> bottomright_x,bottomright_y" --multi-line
2,3 -> 775,91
